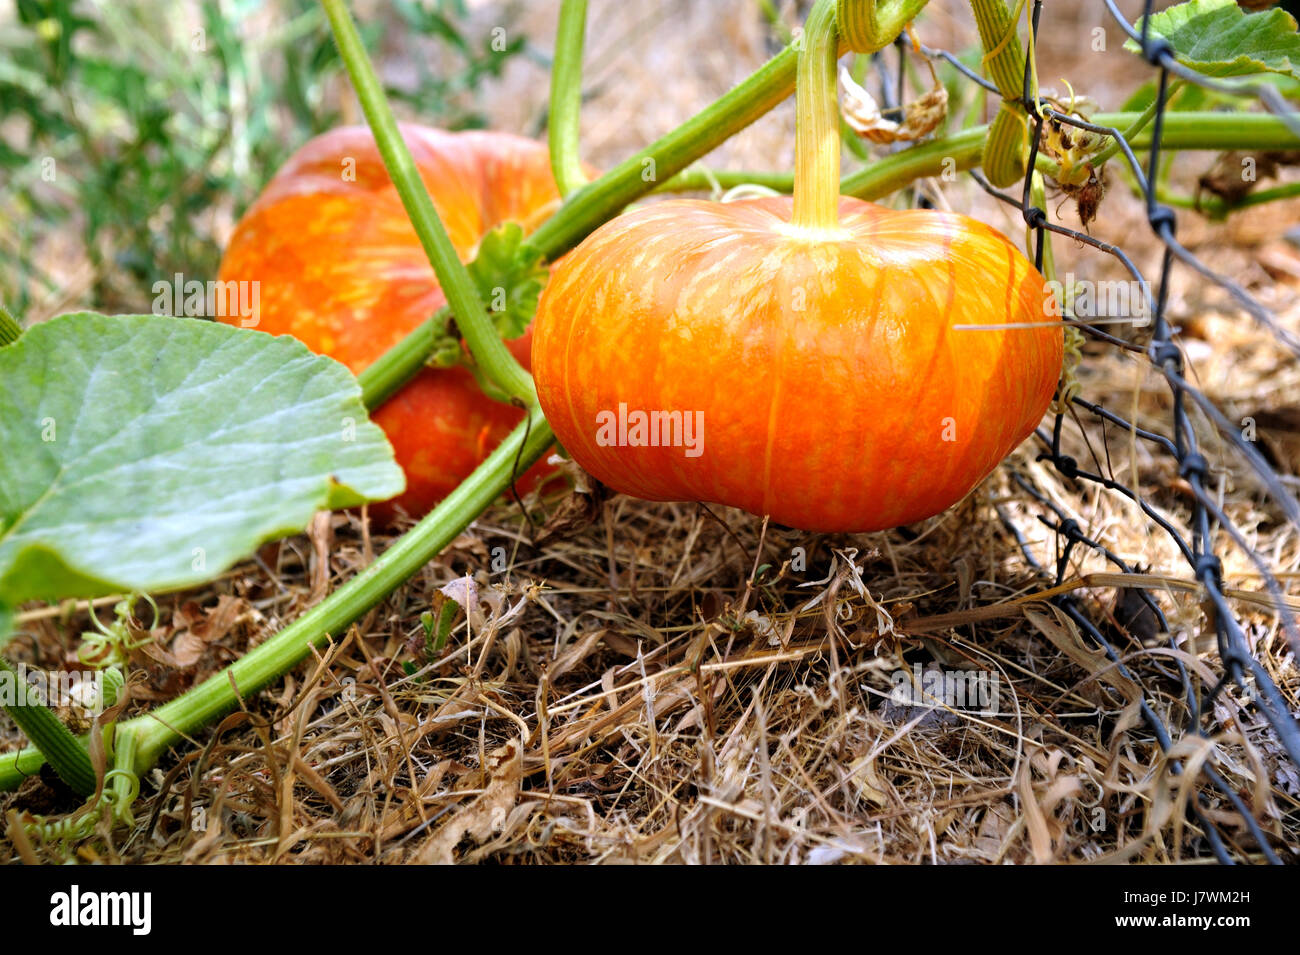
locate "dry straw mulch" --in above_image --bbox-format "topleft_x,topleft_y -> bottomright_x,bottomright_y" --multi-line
5,345 -> 1299,862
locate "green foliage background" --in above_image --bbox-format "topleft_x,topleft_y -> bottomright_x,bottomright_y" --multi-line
0,0 -> 531,317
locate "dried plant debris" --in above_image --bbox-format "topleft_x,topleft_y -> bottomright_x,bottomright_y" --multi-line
840,65 -> 948,145
1038,90 -> 1109,230
5,241 -> 1300,863
1197,151 -> 1300,209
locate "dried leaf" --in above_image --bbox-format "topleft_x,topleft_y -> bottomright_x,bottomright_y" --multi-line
415,738 -> 522,864
549,628 -> 606,681
840,66 -> 948,144
1017,761 -> 1055,864
1024,605 -> 1143,703
533,457 -> 608,546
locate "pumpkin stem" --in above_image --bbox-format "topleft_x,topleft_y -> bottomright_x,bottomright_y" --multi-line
791,1 -> 930,232
971,0 -> 1031,187
791,0 -> 844,232
548,0 -> 590,197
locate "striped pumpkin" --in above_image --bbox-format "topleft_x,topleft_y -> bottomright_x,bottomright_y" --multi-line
531,195 -> 1062,532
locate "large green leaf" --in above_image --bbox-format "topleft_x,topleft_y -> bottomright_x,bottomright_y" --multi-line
0,312 -> 404,603
1126,0 -> 1300,79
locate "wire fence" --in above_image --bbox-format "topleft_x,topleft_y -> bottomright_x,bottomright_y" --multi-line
886,0 -> 1300,863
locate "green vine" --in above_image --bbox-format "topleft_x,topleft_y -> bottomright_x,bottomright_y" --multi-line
971,0 -> 1030,186
320,0 -> 537,406
548,0 -> 590,196
0,304 -> 21,347
0,658 -> 96,795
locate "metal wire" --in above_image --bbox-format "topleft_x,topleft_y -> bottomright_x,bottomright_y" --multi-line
903,0 -> 1300,863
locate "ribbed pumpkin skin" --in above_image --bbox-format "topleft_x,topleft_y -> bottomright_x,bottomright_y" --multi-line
218,124 -> 562,520
532,196 -> 1062,532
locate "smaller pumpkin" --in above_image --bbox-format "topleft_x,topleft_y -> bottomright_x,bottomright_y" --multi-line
217,124 -> 564,521
531,195 -> 1062,532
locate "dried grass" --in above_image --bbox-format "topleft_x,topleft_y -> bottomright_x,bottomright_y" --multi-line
6,399 -> 1299,863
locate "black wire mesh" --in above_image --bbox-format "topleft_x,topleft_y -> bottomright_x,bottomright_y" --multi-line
892,0 -> 1300,863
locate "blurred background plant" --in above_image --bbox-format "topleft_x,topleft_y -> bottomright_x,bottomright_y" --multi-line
0,0 -> 531,319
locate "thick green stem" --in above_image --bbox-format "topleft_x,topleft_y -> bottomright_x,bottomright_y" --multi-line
971,0 -> 1025,99
0,743 -> 48,786
127,408 -> 554,771
0,305 -> 21,347
357,306 -> 450,411
657,168 -> 797,194
525,3 -> 834,261
984,102 -> 1028,187
836,0 -> 930,52
791,1 -> 844,232
848,124 -> 986,196
850,111 -> 1300,197
0,657 -> 96,795
320,0 -> 536,406
548,0 -> 589,197
787,1 -> 937,230
971,0 -> 1029,186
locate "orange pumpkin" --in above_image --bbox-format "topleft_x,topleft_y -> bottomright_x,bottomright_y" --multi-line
531,195 -> 1062,532
218,124 -> 564,520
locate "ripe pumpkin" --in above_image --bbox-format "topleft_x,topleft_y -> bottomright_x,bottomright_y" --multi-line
531,195 -> 1062,532
218,124 -> 564,520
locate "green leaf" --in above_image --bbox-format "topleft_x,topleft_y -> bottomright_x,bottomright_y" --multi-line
0,603 -> 12,651
466,222 -> 549,341
0,312 -> 405,604
1126,0 -> 1300,79
422,594 -> 458,654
